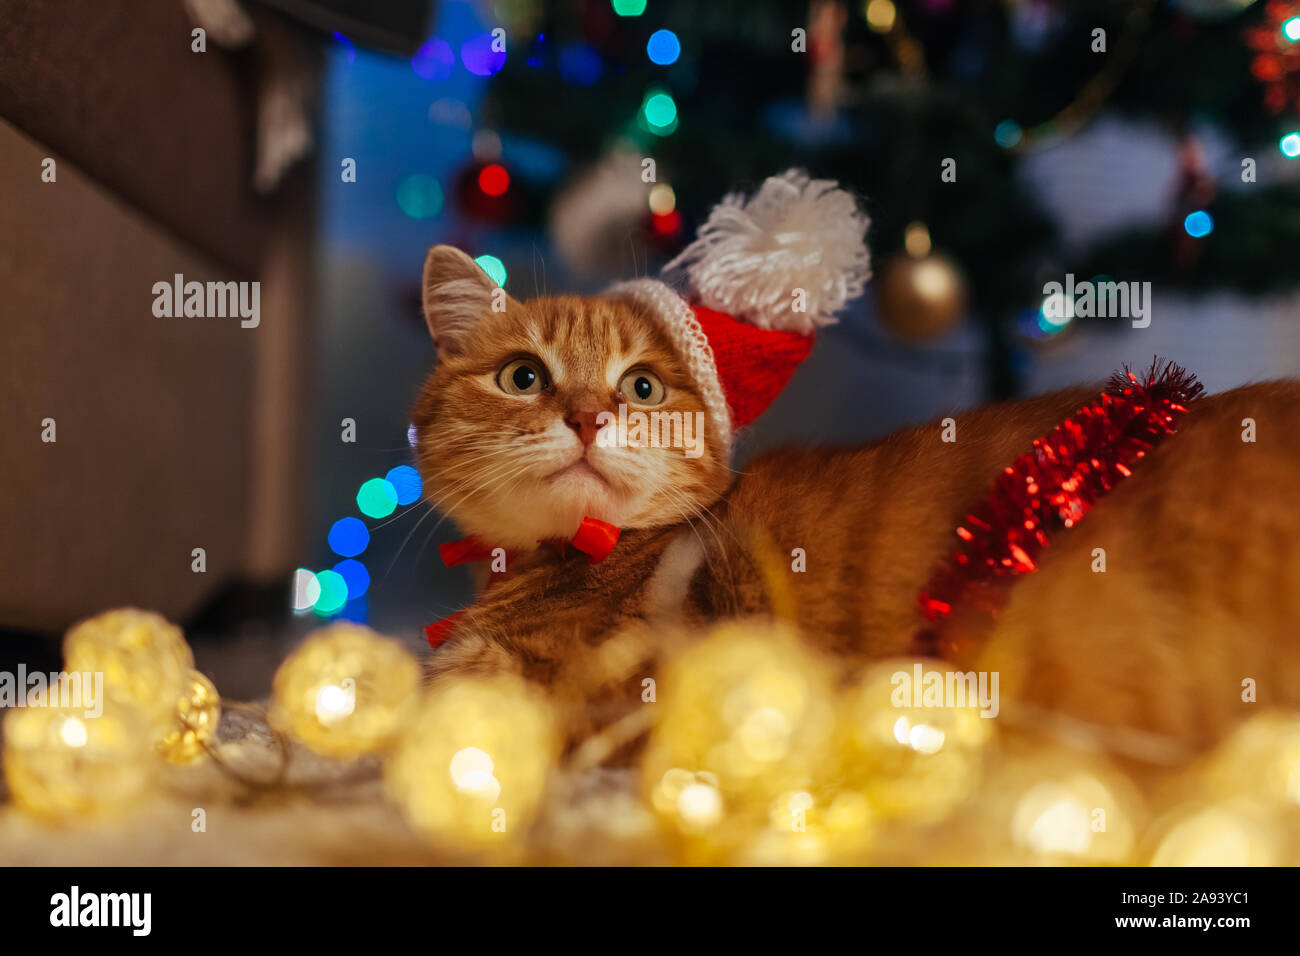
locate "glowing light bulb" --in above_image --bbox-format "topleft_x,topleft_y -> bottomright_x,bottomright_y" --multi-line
59,717 -> 88,748
450,748 -> 502,802
892,715 -> 946,754
315,682 -> 356,724
450,747 -> 495,782
1013,784 -> 1095,855
677,781 -> 724,828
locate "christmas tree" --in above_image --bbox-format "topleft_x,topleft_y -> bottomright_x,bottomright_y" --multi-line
473,0 -> 1300,396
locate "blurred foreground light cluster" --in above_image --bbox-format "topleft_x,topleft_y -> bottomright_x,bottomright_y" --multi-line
2,608 -> 1296,865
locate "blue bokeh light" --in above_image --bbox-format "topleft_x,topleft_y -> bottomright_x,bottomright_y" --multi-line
332,558 -> 371,601
411,38 -> 455,80
994,120 -> 1023,148
328,516 -> 370,557
461,32 -> 507,77
646,30 -> 681,66
1184,210 -> 1214,239
385,465 -> 423,505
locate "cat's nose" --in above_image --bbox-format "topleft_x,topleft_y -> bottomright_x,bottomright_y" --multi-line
564,407 -> 606,446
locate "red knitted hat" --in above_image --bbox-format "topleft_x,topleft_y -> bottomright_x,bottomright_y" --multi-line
608,170 -> 871,454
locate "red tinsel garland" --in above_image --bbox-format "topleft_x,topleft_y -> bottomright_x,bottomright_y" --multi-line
915,358 -> 1204,657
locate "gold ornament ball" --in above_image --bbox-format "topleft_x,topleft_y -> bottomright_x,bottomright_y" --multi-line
270,624 -> 421,758
63,608 -> 195,739
385,674 -> 559,851
2,678 -> 154,821
643,620 -> 838,828
874,253 -> 966,343
834,658 -> 994,825
157,670 -> 222,765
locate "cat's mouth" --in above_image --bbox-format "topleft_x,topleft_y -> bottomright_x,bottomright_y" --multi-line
547,456 -> 609,485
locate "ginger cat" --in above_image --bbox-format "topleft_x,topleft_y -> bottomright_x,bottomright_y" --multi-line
412,245 -> 1300,762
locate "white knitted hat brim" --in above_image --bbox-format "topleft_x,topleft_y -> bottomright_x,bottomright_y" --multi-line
604,278 -> 733,456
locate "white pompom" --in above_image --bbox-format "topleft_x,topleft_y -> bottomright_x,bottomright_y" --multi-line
662,169 -> 871,334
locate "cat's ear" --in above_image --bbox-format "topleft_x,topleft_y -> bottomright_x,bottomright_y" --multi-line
421,245 -> 515,354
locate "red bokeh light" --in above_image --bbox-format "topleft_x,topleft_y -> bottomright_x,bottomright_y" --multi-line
478,164 -> 510,197
651,210 -> 680,235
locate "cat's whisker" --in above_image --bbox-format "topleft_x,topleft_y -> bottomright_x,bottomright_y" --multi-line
425,457 -> 533,516
425,457 -> 537,529
413,460 -> 537,564
384,500 -> 438,576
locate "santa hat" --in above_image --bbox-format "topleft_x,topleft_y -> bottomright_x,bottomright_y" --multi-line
607,169 -> 870,455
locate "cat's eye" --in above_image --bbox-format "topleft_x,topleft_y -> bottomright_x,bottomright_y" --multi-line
497,357 -> 549,396
618,368 -> 666,406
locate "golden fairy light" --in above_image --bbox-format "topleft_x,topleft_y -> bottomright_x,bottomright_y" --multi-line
1194,711 -> 1300,807
865,0 -> 897,34
1000,758 -> 1142,864
643,621 -> 837,822
156,670 -> 221,765
833,658 -> 993,824
270,624 -> 421,758
903,220 -> 932,258
2,676 -> 154,821
385,675 -> 558,852
1148,803 -> 1279,866
63,607 -> 195,740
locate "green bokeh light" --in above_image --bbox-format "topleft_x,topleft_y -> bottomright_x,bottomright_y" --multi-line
356,478 -> 399,518
396,174 -> 444,220
313,569 -> 349,614
474,254 -> 507,287
641,90 -> 678,134
611,0 -> 646,16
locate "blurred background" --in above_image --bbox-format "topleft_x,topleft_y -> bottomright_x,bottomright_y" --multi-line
3,0 -> 1299,696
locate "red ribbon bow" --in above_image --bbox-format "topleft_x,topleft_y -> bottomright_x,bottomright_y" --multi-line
425,517 -> 620,649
